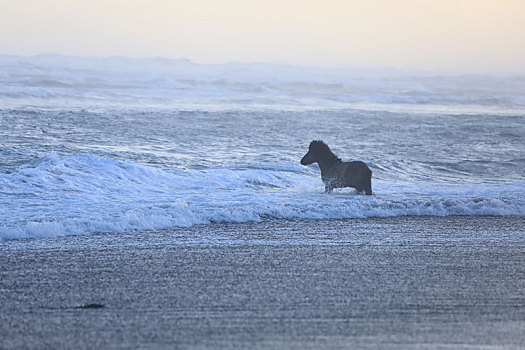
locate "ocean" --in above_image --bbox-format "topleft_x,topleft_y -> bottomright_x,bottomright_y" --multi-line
1,55 -> 524,348
1,55 -> 524,240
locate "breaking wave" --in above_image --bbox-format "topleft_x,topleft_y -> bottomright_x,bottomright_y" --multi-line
1,154 -> 524,240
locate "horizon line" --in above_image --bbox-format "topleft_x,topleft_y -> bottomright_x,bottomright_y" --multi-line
2,53 -> 524,76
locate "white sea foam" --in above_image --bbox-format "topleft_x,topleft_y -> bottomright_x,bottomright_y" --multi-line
1,154 -> 524,240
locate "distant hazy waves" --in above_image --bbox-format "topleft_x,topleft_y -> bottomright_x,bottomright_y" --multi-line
1,55 -> 524,113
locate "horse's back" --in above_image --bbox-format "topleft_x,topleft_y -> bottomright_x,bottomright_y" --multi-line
343,161 -> 372,178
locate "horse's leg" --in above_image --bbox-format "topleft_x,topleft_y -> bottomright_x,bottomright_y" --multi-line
364,176 -> 373,195
325,183 -> 333,193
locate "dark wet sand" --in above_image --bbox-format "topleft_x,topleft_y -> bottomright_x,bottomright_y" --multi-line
1,216 -> 524,349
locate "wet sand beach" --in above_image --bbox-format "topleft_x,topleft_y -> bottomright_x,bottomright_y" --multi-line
1,216 -> 524,349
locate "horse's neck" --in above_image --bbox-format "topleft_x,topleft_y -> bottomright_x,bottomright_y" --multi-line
317,158 -> 340,176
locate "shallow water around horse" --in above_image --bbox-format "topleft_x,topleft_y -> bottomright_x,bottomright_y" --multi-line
1,107 -> 524,239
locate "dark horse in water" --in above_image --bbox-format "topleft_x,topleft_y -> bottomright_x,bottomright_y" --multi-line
301,140 -> 373,195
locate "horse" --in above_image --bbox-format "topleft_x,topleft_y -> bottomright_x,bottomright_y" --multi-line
300,140 -> 373,195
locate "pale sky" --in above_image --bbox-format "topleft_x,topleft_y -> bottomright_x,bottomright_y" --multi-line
1,0 -> 524,72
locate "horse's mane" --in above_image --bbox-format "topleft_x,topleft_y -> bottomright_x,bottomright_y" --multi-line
309,140 -> 341,163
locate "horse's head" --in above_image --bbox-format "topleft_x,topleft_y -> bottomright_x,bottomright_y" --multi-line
300,150 -> 315,165
301,140 -> 328,165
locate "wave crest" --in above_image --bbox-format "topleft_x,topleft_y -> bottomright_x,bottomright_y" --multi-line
1,154 -> 524,240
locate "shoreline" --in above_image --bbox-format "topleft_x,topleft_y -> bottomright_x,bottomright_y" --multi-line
2,215 -> 524,246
